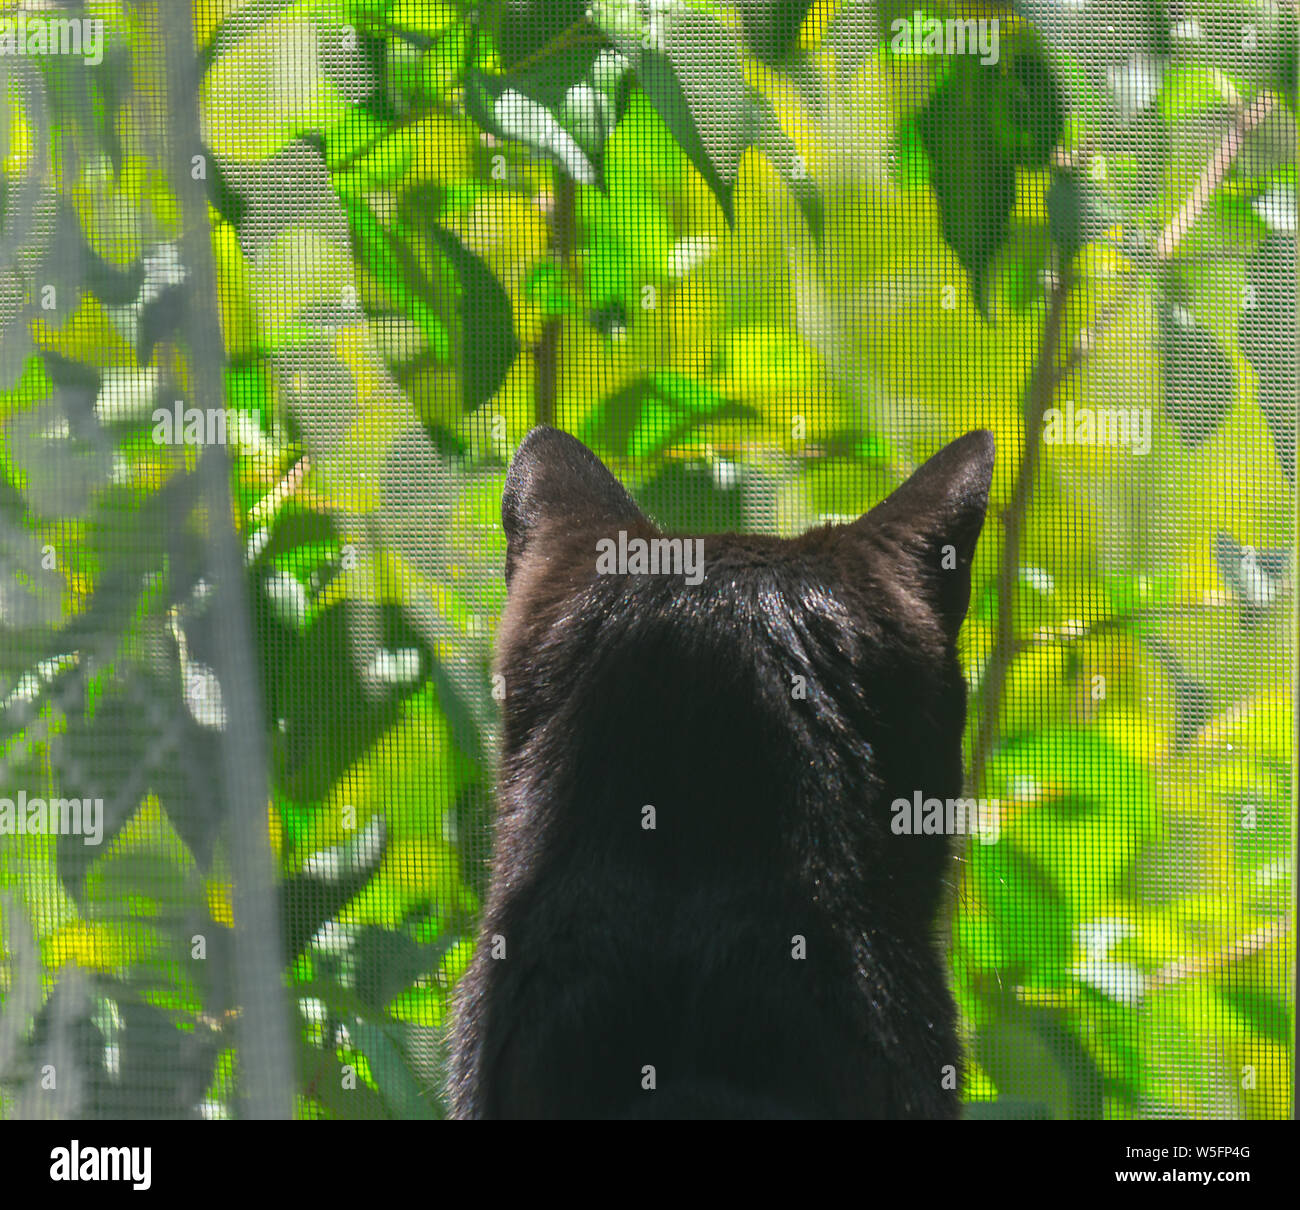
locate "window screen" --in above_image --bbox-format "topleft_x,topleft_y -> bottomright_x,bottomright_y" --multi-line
0,0 -> 1294,1126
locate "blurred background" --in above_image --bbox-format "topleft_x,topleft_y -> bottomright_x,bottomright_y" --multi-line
0,0 -> 1294,1119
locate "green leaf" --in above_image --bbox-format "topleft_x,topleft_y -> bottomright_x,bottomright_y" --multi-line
137,281 -> 190,367
737,0 -> 814,65
350,1019 -> 440,1119
1159,65 -> 1233,122
1218,985 -> 1293,1048
345,194 -> 499,405
1046,169 -> 1103,260
580,371 -> 755,461
67,217 -> 146,308
747,88 -> 822,245
281,817 -> 388,960
1160,302 -> 1234,448
991,36 -> 1064,168
987,727 -> 1159,914
52,672 -> 163,899
495,0 -> 591,70
113,996 -> 221,1119
252,507 -> 338,572
296,1033 -> 390,1119
975,1012 -> 1105,1120
271,603 -> 431,801
147,709 -> 225,871
634,49 -> 737,225
226,361 -> 273,432
523,260 -> 575,318
429,224 -> 520,413
465,66 -> 601,185
200,3 -> 348,159
200,0 -> 298,72
427,656 -> 485,767
999,221 -> 1051,314
917,57 -> 1015,318
497,34 -> 606,115
341,196 -> 448,358
1239,231 -> 1296,481
203,144 -> 249,228
889,115 -> 930,190
354,926 -> 452,1014
467,6 -> 623,179
972,832 -> 1073,982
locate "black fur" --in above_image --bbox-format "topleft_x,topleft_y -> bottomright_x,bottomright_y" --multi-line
450,426 -> 995,1118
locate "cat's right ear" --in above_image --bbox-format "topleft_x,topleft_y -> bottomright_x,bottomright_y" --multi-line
502,426 -> 645,585
854,430 -> 995,640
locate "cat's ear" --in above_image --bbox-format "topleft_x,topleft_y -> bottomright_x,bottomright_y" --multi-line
855,430 -> 995,639
502,426 -> 645,584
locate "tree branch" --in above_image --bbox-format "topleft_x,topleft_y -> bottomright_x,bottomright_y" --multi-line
970,89 -> 1278,793
1149,918 -> 1290,992
969,257 -> 1075,794
1055,92 -> 1276,385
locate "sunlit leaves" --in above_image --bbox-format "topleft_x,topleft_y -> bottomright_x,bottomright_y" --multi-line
281,817 -> 388,959
342,197 -> 442,347
270,602 -> 432,803
467,72 -> 600,186
200,5 -> 350,161
985,727 -> 1159,918
580,370 -> 755,462
746,88 -> 822,244
464,14 -> 614,187
4,0 -> 1295,1124
341,201 -> 518,413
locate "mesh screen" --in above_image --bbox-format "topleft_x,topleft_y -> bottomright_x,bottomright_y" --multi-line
0,0 -> 1295,1122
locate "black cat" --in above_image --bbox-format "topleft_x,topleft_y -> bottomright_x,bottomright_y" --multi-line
450,426 -> 995,1119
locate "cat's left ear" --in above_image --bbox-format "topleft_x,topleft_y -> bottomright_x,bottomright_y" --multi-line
502,426 -> 645,585
855,430 -> 995,639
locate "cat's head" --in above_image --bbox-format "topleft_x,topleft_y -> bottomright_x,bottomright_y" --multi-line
497,426 -> 994,905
